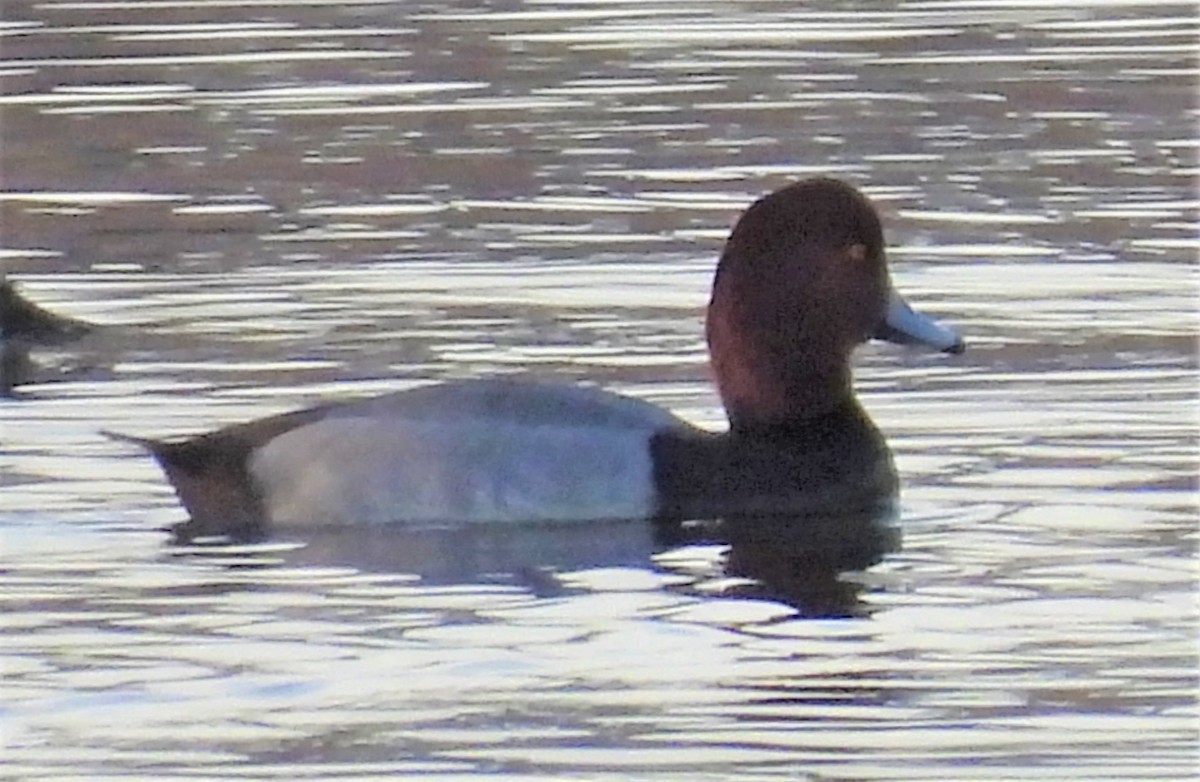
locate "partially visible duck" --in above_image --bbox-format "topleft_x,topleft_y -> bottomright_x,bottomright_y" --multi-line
0,277 -> 91,344
1,277 -> 93,396
110,178 -> 963,539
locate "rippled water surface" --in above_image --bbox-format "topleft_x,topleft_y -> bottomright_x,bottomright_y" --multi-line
2,1 -> 1197,779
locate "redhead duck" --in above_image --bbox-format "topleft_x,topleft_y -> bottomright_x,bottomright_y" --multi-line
110,178 -> 962,539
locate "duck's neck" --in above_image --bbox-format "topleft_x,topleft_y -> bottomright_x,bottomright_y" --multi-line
706,294 -> 856,428
724,371 -> 855,434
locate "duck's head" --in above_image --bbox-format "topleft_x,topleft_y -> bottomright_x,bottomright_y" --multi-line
706,177 -> 962,430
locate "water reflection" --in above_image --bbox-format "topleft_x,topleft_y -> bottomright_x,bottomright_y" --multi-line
703,508 -> 901,617
172,503 -> 901,619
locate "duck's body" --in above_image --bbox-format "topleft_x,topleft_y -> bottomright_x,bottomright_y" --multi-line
214,379 -> 684,527
114,178 -> 963,539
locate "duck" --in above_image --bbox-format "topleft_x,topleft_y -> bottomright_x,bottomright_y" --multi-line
0,277 -> 92,344
1,277 -> 94,396
109,177 -> 963,540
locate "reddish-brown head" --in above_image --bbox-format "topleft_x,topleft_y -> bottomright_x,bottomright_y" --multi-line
706,178 -> 891,428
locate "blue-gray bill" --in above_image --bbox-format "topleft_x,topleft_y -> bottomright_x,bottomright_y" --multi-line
873,292 -> 964,354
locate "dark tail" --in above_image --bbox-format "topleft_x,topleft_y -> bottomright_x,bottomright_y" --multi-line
103,429 -> 267,542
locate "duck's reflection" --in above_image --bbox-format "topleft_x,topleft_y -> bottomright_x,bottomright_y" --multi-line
681,506 -> 900,617
0,341 -> 39,396
170,502 -> 899,618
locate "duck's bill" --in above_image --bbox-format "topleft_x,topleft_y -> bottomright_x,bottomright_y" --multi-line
873,292 -> 964,354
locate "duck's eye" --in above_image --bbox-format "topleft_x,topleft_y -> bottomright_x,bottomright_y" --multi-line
846,243 -> 868,264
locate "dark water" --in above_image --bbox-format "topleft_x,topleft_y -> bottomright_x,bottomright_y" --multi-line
2,1 -> 1197,779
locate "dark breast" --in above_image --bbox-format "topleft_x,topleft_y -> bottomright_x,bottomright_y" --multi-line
650,399 -> 897,521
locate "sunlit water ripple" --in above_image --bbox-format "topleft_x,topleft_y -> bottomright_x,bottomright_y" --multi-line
1,0 -> 1196,779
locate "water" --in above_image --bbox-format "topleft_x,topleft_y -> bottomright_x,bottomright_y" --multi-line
2,1 -> 1197,779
